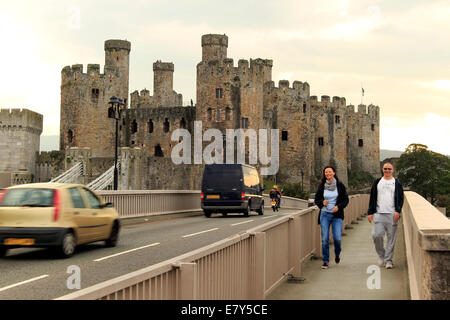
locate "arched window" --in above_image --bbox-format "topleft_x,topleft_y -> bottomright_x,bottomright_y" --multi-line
155,144 -> 164,157
225,107 -> 231,121
148,120 -> 154,133
207,108 -> 212,121
67,130 -> 73,143
180,118 -> 186,129
131,120 -> 138,134
163,118 -> 170,133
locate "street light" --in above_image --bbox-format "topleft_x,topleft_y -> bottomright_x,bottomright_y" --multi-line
108,96 -> 125,190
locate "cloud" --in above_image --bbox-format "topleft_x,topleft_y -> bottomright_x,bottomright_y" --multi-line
381,113 -> 450,155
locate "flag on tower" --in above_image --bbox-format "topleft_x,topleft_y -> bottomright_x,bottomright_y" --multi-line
362,87 -> 365,96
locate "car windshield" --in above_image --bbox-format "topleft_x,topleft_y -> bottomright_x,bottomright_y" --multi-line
0,188 -> 54,207
202,165 -> 242,191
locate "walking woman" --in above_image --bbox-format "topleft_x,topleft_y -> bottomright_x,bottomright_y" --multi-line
314,166 -> 349,269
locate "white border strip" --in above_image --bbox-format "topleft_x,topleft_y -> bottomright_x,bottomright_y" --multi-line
94,243 -> 160,262
182,228 -> 219,238
0,275 -> 49,292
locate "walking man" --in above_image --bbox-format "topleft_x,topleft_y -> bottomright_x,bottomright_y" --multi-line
367,162 -> 404,269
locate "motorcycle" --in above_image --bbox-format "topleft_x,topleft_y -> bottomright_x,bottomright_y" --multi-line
271,198 -> 280,212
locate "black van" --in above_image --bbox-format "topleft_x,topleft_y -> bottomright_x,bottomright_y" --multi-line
201,164 -> 265,217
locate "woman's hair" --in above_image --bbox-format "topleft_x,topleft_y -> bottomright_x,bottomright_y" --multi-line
320,166 -> 338,185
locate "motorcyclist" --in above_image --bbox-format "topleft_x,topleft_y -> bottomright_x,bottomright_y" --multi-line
269,185 -> 282,209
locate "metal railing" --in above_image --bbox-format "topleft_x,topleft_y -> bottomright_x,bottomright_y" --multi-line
50,162 -> 84,183
56,194 -> 367,300
96,190 -> 202,218
87,165 -> 117,190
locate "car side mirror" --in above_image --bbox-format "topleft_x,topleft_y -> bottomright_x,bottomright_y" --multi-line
102,202 -> 114,208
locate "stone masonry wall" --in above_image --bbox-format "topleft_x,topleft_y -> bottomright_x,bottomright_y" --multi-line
0,108 -> 43,176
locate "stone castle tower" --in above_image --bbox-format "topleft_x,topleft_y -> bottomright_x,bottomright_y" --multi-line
59,34 -> 380,191
60,39 -> 131,158
0,108 -> 43,176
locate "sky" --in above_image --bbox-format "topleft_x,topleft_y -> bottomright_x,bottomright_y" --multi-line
0,0 -> 449,155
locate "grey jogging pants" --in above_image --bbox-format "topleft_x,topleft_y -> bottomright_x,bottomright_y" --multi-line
371,213 -> 398,263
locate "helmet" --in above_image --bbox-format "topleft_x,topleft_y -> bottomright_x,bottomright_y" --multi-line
273,185 -> 278,189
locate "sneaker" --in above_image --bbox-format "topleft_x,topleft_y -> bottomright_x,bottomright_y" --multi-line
321,262 -> 329,269
385,261 -> 394,269
335,255 -> 340,264
378,257 -> 385,267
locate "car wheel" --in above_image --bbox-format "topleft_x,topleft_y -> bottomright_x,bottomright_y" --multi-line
204,210 -> 211,218
0,246 -> 8,258
58,230 -> 76,258
105,221 -> 120,247
257,202 -> 264,215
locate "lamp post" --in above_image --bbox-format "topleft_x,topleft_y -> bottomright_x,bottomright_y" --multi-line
108,96 -> 125,190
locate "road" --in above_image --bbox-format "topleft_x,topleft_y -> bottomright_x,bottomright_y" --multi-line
0,208 -> 301,300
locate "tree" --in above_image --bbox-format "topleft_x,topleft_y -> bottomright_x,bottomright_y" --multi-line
396,143 -> 450,205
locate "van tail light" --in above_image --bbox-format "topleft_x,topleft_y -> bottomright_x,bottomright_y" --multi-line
200,192 -> 204,201
0,189 -> 7,205
241,192 -> 245,201
53,189 -> 61,222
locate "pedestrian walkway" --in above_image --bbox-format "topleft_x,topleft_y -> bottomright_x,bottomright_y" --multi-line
267,214 -> 410,300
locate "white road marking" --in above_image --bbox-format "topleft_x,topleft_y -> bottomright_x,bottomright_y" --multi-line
182,228 -> 219,238
231,220 -> 254,226
262,215 -> 278,219
94,242 -> 160,262
0,275 -> 49,292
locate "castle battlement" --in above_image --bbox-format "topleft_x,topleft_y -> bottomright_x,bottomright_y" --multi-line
153,61 -> 174,72
104,39 -> 131,52
346,104 -> 379,118
61,63 -> 117,83
0,108 -> 43,132
310,95 -> 346,108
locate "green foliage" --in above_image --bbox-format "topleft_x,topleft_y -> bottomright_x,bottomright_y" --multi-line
278,182 -> 309,200
397,143 -> 450,205
347,169 -> 374,189
436,194 -> 450,217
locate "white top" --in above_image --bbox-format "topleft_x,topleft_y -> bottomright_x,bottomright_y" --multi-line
323,188 -> 338,213
376,177 -> 396,213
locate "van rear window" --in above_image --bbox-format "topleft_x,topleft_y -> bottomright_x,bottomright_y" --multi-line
202,166 -> 242,190
0,189 -> 54,207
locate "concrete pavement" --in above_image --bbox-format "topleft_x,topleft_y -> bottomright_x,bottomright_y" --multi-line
267,214 -> 410,300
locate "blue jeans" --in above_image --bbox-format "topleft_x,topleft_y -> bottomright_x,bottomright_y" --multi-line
320,210 -> 343,263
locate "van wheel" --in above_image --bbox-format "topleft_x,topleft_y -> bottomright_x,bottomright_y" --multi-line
243,204 -> 250,217
257,202 -> 264,215
0,246 -> 8,258
105,221 -> 120,247
58,230 -> 76,258
204,210 -> 212,218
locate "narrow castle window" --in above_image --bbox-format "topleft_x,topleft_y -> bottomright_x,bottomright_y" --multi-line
131,120 -> 138,134
335,115 -> 340,124
148,120 -> 154,133
91,88 -> 99,100
225,107 -> 231,120
303,103 -> 307,113
318,137 -> 324,146
207,108 -> 212,121
180,118 -> 186,129
241,117 -> 248,129
216,88 -> 223,99
371,124 -> 375,131
67,130 -> 73,143
282,131 -> 288,141
155,144 -> 164,157
358,139 -> 364,147
164,118 -> 170,133
216,109 -> 221,121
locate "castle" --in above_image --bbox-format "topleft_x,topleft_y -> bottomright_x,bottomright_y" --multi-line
59,34 -> 380,192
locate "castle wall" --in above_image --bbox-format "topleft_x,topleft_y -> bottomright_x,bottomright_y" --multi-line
264,80 -> 312,190
122,106 -> 196,161
310,96 -> 348,187
60,40 -> 131,158
0,108 -> 43,176
346,104 -> 380,177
